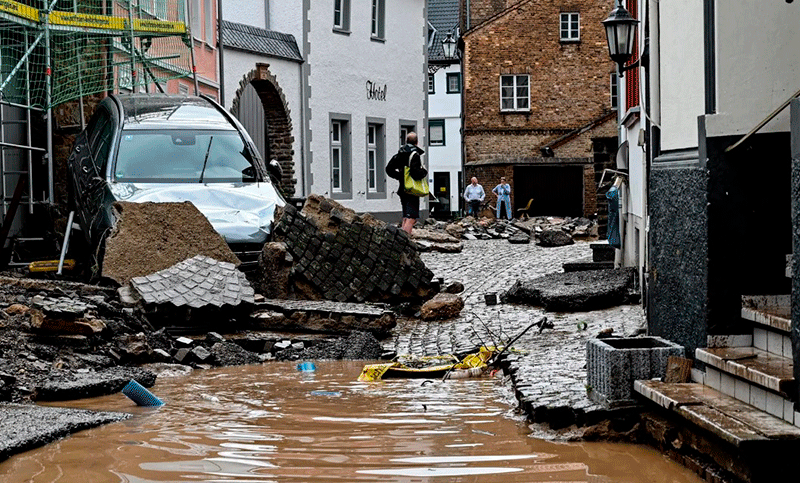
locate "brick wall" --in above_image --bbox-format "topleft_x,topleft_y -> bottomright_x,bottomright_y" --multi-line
462,0 -> 617,164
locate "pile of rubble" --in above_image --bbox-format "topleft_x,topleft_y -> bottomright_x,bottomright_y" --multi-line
269,195 -> 435,303
412,215 -> 597,249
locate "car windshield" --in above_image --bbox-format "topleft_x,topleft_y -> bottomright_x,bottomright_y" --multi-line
114,129 -> 257,183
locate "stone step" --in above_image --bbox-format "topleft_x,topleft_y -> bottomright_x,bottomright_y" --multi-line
696,347 -> 794,397
561,257 -> 614,272
635,380 -> 800,447
590,242 -> 615,262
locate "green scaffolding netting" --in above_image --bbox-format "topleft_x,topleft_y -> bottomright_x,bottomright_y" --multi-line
1,0 -> 193,109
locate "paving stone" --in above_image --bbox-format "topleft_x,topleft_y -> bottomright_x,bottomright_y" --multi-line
388,239 -> 645,427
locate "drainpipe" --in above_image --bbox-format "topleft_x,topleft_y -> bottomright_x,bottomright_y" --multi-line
217,0 -> 225,106
298,60 -> 306,196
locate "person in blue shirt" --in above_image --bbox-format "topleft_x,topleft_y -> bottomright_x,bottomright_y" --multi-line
463,177 -> 485,218
492,176 -> 512,220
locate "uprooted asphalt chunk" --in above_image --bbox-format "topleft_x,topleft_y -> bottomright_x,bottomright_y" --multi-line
503,268 -> 638,312
269,194 -> 435,304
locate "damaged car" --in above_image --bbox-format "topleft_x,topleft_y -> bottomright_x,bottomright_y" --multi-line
67,93 -> 285,271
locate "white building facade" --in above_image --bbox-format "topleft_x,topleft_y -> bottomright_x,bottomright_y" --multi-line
220,0 -> 428,220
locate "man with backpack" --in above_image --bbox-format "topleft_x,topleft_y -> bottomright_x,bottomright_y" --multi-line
386,132 -> 427,234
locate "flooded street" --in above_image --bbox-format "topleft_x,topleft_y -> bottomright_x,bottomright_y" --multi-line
0,361 -> 701,482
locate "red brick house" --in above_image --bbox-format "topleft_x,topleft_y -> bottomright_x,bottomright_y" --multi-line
460,0 -> 617,222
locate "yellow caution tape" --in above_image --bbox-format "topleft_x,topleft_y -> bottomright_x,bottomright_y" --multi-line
0,0 -> 39,22
29,260 -> 76,272
49,11 -> 125,30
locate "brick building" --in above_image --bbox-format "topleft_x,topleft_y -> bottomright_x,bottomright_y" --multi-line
460,0 -> 617,222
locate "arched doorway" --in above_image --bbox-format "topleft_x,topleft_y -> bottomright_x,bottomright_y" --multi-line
231,63 -> 295,197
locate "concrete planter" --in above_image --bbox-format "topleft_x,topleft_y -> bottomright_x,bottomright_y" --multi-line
587,336 -> 685,408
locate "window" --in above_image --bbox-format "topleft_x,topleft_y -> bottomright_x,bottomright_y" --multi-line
331,121 -> 343,192
446,73 -> 461,93
190,0 -> 201,39
610,73 -> 619,110
560,12 -> 580,41
333,0 -> 350,32
366,120 -> 385,198
500,75 -> 529,112
330,115 -> 351,198
179,83 -> 189,95
203,0 -> 213,43
427,21 -> 437,48
428,73 -> 435,94
400,123 -> 415,146
428,119 -> 445,146
371,0 -> 385,39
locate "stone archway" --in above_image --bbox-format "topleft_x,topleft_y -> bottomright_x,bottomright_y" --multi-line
231,63 -> 295,197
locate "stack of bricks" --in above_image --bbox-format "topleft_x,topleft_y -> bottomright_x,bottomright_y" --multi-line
275,200 -> 434,304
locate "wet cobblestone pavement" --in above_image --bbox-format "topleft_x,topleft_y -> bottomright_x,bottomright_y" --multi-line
387,239 -> 646,425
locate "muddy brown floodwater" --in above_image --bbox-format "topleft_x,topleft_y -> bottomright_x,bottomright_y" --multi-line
1,361 -> 702,482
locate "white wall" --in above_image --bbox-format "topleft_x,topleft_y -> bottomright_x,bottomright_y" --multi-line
222,0 -> 266,29
307,0 -> 426,216
427,63 -> 461,212
705,1 -> 800,137
658,0 -> 705,150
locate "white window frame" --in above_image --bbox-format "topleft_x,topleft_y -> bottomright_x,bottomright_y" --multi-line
428,119 -> 445,146
367,124 -> 378,192
334,0 -> 351,31
500,75 -> 530,112
427,21 -> 437,48
560,12 -> 580,41
331,121 -> 343,193
610,73 -> 619,110
203,0 -> 213,43
428,73 -> 435,94
371,0 -> 385,39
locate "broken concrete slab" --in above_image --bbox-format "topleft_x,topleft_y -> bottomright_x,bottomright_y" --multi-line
274,195 -> 434,303
34,367 -> 157,401
536,229 -> 575,247
254,242 -> 293,298
0,403 -> 131,462
420,293 -> 465,321
102,201 -> 241,286
250,298 -> 396,337
503,268 -> 636,312
130,255 -> 254,309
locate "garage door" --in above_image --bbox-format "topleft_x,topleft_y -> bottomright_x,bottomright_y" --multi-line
513,165 -> 584,217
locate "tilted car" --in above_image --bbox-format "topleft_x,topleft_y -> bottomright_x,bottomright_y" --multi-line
67,93 -> 285,270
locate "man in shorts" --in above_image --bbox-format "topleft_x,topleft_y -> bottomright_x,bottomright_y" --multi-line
385,132 -> 426,234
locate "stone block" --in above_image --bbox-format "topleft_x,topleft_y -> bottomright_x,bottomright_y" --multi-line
586,336 -> 685,408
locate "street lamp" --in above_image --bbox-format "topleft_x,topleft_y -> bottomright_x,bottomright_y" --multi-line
602,0 -> 639,77
442,31 -> 457,59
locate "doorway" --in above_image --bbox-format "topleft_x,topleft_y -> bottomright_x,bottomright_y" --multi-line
513,165 -> 584,217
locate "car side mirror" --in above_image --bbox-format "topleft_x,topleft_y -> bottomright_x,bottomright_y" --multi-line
268,159 -> 283,183
242,166 -> 256,181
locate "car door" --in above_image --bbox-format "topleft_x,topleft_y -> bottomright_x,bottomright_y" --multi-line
71,107 -> 115,245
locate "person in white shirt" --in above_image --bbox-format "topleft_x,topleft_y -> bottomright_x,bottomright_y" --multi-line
463,177 -> 485,218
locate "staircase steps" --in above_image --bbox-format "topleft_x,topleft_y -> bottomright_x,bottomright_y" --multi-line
635,380 -> 800,446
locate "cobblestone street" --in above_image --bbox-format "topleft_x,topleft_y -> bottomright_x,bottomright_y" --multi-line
388,239 -> 646,423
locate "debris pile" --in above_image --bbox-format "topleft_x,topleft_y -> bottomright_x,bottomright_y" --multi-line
413,215 -> 597,246
102,201 -> 241,285
274,195 -> 435,303
250,298 -> 396,337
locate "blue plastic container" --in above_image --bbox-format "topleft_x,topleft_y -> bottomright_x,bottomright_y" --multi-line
296,361 -> 316,372
122,379 -> 164,407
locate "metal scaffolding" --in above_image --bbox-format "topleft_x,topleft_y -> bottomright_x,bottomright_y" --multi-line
0,0 -> 193,250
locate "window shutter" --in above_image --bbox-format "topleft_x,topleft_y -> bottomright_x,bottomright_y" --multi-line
625,0 -> 639,111
342,0 -> 350,31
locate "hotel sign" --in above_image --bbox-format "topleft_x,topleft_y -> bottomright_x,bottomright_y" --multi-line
366,81 -> 386,101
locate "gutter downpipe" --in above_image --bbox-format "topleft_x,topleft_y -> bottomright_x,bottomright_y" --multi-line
217,0 -> 225,106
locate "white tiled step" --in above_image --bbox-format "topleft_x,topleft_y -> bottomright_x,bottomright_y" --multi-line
635,380 -> 800,447
697,347 -> 794,396
742,295 -> 790,333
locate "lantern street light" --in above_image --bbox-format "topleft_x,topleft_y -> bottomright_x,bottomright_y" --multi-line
442,31 -> 457,59
602,0 -> 640,77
